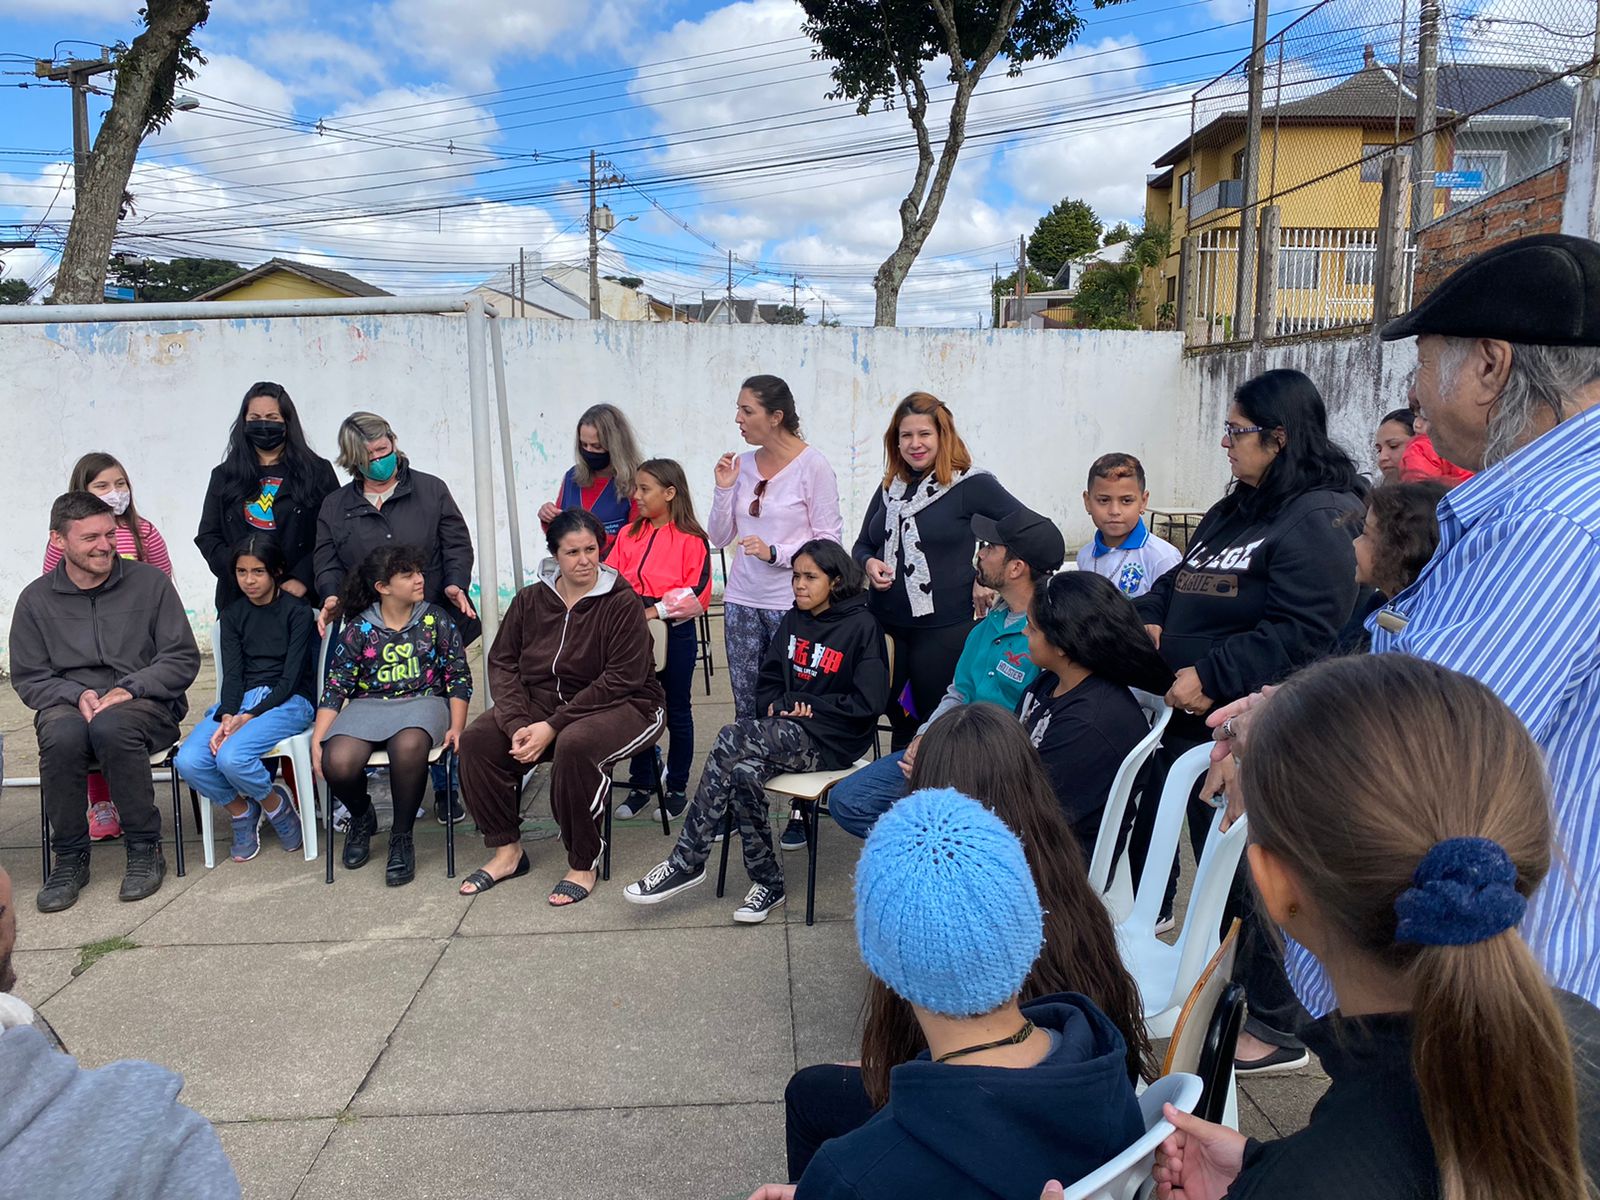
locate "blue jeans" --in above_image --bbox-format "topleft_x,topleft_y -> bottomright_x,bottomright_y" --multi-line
828,751 -> 909,839
629,619 -> 697,793
174,688 -> 315,808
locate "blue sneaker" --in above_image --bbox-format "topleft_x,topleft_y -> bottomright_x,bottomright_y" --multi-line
229,800 -> 262,862
263,784 -> 302,852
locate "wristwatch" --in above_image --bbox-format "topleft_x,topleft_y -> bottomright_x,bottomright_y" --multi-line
768,545 -> 779,564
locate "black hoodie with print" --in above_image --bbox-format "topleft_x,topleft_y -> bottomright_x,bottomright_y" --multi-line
755,591 -> 890,769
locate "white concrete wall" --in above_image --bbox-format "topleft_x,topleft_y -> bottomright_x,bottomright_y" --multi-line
0,315 -> 1189,670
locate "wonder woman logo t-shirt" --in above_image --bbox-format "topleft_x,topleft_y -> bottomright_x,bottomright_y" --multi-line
246,475 -> 282,530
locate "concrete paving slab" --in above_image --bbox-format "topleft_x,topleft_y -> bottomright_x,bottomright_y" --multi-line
1236,1086 -> 1282,1141
3,843 -> 207,951
132,833 -> 471,946
353,927 -> 795,1116
787,919 -> 869,1069
9,947 -> 79,1009
37,939 -> 445,1120
1239,1063 -> 1329,1138
214,1118 -> 334,1200
781,819 -> 862,925
296,1103 -> 786,1200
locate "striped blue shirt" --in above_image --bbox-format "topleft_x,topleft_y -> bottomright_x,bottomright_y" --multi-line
1287,402 -> 1600,1014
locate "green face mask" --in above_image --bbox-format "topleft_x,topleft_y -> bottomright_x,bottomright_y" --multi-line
363,451 -> 398,483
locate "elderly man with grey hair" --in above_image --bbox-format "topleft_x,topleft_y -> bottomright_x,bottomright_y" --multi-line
1212,234 -> 1600,1021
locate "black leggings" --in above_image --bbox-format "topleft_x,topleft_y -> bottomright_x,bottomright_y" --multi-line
322,728 -> 434,837
785,1063 -> 877,1181
882,619 -> 974,750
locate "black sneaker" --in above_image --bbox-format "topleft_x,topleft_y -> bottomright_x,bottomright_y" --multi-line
119,843 -> 165,902
623,859 -> 706,905
36,851 -> 91,913
734,882 -> 786,923
385,832 -> 416,887
663,789 -> 689,820
434,792 -> 465,826
343,805 -> 377,869
1235,1045 -> 1311,1075
779,813 -> 808,852
614,789 -> 657,820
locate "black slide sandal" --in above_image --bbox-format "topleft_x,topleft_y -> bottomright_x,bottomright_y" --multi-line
547,879 -> 592,907
458,851 -> 530,896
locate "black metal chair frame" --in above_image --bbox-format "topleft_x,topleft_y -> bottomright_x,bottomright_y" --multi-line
1193,980 -> 1248,1123
321,749 -> 458,885
714,790 -> 830,926
40,744 -> 187,881
601,747 -> 672,882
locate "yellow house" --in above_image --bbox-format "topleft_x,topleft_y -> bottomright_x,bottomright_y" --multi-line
1142,51 -> 1454,335
193,257 -> 391,302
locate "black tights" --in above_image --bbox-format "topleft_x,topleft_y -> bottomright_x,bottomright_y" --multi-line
322,728 -> 434,837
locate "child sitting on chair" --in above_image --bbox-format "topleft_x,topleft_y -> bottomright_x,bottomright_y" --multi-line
174,536 -> 315,862
624,539 -> 887,923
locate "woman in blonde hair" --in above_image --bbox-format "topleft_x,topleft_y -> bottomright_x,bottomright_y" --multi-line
314,411 -> 477,823
1148,654 -> 1598,1200
537,403 -> 643,552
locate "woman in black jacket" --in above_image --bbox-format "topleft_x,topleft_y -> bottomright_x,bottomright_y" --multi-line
1133,367 -> 1365,1074
194,381 -> 339,615
851,392 -> 1020,750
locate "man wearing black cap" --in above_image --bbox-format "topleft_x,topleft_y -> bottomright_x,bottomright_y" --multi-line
1268,233 -> 1600,1014
828,508 -> 1066,839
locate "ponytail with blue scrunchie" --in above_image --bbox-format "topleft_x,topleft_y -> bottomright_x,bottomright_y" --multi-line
1394,836 -> 1526,947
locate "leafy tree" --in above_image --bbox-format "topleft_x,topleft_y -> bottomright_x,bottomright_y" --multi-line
52,0 -> 210,303
0,278 -> 34,305
770,304 -> 809,325
1102,221 -> 1134,246
1071,222 -> 1170,329
799,0 -> 1095,326
108,255 -> 242,301
1027,197 -> 1101,276
604,274 -> 644,289
991,267 -> 1048,325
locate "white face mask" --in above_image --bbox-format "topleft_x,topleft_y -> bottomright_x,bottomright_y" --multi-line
101,489 -> 131,516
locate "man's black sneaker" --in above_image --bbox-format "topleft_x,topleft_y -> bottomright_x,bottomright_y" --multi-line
386,832 -> 416,886
614,789 -> 657,820
343,806 -> 377,869
779,813 -> 808,852
119,843 -> 165,902
36,851 -> 91,913
663,789 -> 689,820
734,883 -> 786,924
434,792 -> 466,826
623,860 -> 706,904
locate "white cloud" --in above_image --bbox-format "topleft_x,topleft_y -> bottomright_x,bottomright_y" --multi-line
0,0 -> 139,18
243,30 -> 387,101
377,0 -> 635,88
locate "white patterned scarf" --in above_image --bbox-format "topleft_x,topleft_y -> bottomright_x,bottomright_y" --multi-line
881,468 -> 990,618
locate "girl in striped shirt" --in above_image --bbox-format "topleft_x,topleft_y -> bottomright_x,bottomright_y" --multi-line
40,451 -> 175,840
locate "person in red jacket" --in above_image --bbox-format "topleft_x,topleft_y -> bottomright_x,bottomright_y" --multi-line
1399,383 -> 1473,487
455,509 -> 666,906
604,459 -> 713,820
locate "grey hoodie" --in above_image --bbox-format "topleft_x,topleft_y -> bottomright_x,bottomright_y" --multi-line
9,558 -> 200,720
0,1025 -> 239,1200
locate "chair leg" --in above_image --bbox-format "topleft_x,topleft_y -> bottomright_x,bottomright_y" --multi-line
170,764 -> 185,878
40,792 -> 52,884
715,807 -> 733,897
654,749 -> 671,837
805,799 -> 821,927
195,788 -> 216,871
602,787 -> 612,883
445,753 -> 457,880
323,777 -> 335,885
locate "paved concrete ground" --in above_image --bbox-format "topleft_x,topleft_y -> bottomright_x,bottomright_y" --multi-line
2,626 -> 1327,1199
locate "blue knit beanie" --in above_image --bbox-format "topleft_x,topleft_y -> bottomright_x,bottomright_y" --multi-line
854,787 -> 1044,1017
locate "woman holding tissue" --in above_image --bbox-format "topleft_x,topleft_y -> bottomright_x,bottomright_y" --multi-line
604,459 -> 714,820
708,375 -> 843,725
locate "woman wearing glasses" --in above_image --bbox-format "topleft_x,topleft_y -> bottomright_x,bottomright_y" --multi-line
708,374 -> 842,727
1132,367 -> 1365,1077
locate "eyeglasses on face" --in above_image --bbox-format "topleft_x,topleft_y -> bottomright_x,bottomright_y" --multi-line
1222,423 -> 1267,444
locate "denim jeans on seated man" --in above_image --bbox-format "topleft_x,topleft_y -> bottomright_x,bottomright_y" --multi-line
829,751 -> 911,839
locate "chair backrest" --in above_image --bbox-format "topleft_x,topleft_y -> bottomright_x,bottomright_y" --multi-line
1087,691 -> 1172,922
1124,742 -> 1214,932
1194,981 -> 1246,1124
210,621 -> 224,704
1059,1072 -> 1203,1200
1160,920 -> 1241,1078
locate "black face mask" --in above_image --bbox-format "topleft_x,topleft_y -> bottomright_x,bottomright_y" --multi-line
580,448 -> 611,471
244,421 -> 288,451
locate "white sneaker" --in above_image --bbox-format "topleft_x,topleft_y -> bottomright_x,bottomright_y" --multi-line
733,883 -> 786,924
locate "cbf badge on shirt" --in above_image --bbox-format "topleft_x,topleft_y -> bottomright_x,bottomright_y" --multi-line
246,476 -> 283,530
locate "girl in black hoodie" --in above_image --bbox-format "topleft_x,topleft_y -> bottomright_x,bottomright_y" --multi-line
625,540 -> 889,923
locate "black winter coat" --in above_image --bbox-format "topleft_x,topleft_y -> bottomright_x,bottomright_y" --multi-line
195,458 -> 340,613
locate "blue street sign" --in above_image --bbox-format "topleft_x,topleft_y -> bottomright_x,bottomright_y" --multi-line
1434,171 -> 1485,189
103,285 -> 136,301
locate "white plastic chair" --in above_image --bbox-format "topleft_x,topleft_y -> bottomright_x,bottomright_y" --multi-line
1087,691 -> 1172,923
1115,742 -> 1250,1038
189,622 -> 319,869
1059,1071 -> 1203,1200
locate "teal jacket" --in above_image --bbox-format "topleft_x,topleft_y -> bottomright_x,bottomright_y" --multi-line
919,601 -> 1039,732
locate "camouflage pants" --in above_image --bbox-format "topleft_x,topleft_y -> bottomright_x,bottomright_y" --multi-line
669,717 -> 819,890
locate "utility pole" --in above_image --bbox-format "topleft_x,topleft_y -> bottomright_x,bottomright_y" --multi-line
35,52 -> 116,196
587,150 -> 601,319
1232,0 -> 1270,339
519,247 -> 527,318
792,275 -> 798,311
1410,0 -> 1440,234
726,250 -> 733,323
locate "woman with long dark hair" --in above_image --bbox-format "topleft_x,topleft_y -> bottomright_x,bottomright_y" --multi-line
1021,571 -> 1174,854
1372,406 -> 1416,485
781,704 -> 1154,1182
1134,366 -> 1365,1073
195,381 -> 340,615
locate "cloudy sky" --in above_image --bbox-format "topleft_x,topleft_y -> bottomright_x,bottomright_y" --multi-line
0,0 -> 1579,324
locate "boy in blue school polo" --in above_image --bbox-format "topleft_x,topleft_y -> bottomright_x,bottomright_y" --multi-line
1076,453 -> 1182,598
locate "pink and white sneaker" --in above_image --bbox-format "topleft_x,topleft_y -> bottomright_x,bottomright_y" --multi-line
88,800 -> 122,841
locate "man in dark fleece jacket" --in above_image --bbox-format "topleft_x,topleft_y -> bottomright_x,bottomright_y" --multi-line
10,494 -> 200,914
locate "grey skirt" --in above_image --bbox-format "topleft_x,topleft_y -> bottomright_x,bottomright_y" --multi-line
323,696 -> 450,745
